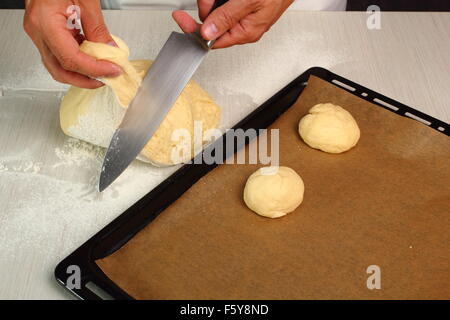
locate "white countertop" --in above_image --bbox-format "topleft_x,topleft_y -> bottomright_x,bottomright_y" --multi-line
0,10 -> 449,300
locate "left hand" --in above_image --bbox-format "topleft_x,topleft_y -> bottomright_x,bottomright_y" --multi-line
172,0 -> 294,49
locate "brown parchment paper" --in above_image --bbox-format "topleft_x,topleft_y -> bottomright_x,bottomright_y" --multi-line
96,76 -> 450,299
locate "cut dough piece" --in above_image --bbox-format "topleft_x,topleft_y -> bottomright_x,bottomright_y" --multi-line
60,35 -> 221,166
298,103 -> 360,153
243,166 -> 305,219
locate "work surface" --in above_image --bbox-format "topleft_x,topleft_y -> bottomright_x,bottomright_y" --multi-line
0,10 -> 449,299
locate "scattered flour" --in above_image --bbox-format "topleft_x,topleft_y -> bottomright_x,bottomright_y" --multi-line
0,132 -> 178,299
1,148 -> 177,256
65,85 -> 124,149
53,138 -> 105,168
0,162 -> 7,172
0,160 -> 41,174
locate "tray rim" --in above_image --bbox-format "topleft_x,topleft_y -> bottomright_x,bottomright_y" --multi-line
54,66 -> 449,300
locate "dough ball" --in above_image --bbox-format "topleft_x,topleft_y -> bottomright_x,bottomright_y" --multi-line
243,166 -> 305,218
298,103 -> 360,153
59,35 -> 221,167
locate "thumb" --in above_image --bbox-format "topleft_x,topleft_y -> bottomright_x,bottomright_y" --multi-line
200,0 -> 259,40
79,1 -> 116,45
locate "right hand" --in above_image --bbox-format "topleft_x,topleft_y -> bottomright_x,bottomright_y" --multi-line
23,0 -> 122,89
173,0 -> 293,49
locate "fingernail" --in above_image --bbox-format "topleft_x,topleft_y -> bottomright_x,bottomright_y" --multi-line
110,64 -> 123,76
92,80 -> 105,88
107,40 -> 119,47
203,23 -> 218,40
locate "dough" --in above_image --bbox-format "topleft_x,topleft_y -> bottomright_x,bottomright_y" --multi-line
60,35 -> 221,166
243,166 -> 305,218
298,103 -> 360,153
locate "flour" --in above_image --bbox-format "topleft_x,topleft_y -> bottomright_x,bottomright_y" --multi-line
65,85 -> 125,149
0,161 -> 41,174
0,162 -> 8,172
53,138 -> 105,168
0,124 -> 178,265
0,135 -> 179,286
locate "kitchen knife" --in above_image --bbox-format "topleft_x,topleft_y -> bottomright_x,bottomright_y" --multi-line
99,0 -> 228,192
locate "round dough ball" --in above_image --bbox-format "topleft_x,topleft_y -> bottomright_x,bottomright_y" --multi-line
298,103 -> 360,153
243,166 -> 305,218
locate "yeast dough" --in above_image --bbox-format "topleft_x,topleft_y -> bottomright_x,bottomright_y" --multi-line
60,36 -> 221,166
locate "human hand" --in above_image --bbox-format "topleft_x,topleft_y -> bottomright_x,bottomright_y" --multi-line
172,0 -> 294,49
23,0 -> 122,89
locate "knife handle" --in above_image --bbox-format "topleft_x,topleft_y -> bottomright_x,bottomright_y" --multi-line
202,0 -> 229,48
191,0 -> 229,49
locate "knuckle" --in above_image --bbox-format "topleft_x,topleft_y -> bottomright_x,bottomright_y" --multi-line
23,13 -> 38,34
240,27 -> 263,44
218,9 -> 236,29
23,22 -> 32,35
240,26 -> 256,41
49,70 -> 65,83
89,23 -> 109,38
247,0 -> 262,9
253,29 -> 265,42
59,55 -> 77,71
251,34 -> 262,42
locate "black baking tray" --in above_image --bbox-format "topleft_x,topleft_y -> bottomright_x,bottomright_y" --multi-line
54,67 -> 449,300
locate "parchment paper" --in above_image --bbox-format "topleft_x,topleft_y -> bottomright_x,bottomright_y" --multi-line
96,76 -> 450,299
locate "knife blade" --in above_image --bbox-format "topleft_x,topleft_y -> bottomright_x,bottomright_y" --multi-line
99,0 -> 228,192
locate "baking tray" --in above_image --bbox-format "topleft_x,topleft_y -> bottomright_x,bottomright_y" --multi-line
54,67 -> 449,300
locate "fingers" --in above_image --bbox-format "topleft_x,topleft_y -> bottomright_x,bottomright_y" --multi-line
210,0 -> 292,49
41,15 -> 122,79
197,0 -> 293,49
212,19 -> 264,49
40,41 -> 104,89
23,0 -> 123,88
172,10 -> 200,33
78,0 -> 116,45
200,0 -> 262,40
197,0 -> 215,21
211,4 -> 273,49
